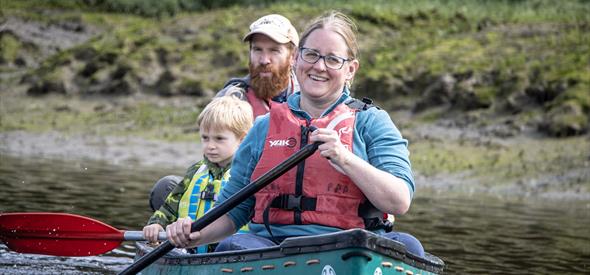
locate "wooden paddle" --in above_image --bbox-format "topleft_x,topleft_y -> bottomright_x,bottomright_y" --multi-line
120,140 -> 322,275
0,212 -> 166,257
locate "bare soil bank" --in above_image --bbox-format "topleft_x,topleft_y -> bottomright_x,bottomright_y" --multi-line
0,130 -> 201,170
2,125 -> 588,202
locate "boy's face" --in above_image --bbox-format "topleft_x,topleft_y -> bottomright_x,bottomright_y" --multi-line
200,126 -> 241,168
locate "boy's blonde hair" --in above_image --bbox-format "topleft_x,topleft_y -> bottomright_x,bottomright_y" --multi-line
197,96 -> 253,139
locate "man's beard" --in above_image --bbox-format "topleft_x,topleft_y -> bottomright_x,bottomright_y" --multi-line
249,61 -> 291,100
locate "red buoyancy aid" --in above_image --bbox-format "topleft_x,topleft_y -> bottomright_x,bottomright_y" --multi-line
244,87 -> 271,119
251,102 -> 368,229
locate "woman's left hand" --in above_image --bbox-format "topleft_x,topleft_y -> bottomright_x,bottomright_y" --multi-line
309,128 -> 352,173
309,126 -> 411,214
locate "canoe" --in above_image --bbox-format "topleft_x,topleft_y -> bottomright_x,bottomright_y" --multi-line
135,229 -> 444,274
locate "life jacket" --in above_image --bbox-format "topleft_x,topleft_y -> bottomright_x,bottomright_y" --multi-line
223,77 -> 296,119
244,87 -> 271,118
251,98 -> 390,232
178,164 -> 248,253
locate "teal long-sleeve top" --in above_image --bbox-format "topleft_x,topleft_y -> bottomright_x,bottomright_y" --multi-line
217,88 -> 414,239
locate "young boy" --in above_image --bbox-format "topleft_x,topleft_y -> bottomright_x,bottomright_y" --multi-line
143,96 -> 253,253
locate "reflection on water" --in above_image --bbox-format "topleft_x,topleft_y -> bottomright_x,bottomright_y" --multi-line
1,155 -> 589,274
397,195 -> 590,274
0,244 -> 132,275
0,155 -> 179,274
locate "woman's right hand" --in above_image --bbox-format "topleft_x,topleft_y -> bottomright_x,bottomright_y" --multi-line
166,217 -> 202,248
142,224 -> 164,244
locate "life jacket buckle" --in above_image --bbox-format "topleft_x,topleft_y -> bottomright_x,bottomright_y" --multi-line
200,184 -> 217,201
282,194 -> 302,211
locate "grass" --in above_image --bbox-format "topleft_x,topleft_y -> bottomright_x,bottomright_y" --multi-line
1,1 -> 589,196
410,132 -> 590,195
0,94 -> 201,142
1,0 -> 588,126
3,0 -> 589,21
411,135 -> 588,177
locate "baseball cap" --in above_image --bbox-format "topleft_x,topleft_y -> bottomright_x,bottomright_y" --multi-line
243,14 -> 299,46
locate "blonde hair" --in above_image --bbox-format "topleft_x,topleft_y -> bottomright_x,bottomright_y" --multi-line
299,11 -> 359,61
197,96 -> 253,139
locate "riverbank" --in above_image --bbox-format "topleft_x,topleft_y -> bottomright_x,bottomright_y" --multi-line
0,130 -> 200,169
1,94 -> 588,202
1,1 -> 588,202
408,124 -> 590,201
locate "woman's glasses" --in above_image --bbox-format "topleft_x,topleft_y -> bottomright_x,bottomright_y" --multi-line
299,47 -> 351,70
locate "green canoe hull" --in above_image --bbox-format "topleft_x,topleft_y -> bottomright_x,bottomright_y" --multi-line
135,229 -> 444,275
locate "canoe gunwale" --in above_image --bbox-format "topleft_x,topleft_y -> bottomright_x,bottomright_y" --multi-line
135,229 -> 444,273
279,229 -> 444,273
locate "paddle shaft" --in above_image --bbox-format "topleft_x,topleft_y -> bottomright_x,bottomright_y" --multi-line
120,141 -> 321,275
124,231 -> 167,241
0,229 -> 165,241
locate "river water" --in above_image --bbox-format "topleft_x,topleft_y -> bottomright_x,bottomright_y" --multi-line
0,155 -> 589,274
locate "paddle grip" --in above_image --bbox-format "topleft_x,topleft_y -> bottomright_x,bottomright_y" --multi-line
119,141 -> 321,275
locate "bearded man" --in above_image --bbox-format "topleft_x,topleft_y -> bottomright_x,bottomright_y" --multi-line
216,14 -> 299,118
148,14 -> 299,214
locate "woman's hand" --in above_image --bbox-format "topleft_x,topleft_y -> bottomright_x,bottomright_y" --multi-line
142,224 -> 164,244
309,128 -> 353,173
310,127 -> 411,214
166,217 -> 202,248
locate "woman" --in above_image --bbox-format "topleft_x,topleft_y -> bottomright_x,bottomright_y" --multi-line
166,11 -> 424,257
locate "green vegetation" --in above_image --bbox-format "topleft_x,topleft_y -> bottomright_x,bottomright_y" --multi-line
410,134 -> 590,194
0,33 -> 20,67
2,0 -> 588,137
0,95 -> 202,142
1,0 -> 588,198
0,0 -> 280,17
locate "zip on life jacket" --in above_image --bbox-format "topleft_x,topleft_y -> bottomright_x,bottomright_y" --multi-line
250,97 -> 391,240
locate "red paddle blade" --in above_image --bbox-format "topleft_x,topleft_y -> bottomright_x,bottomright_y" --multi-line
0,212 -> 125,256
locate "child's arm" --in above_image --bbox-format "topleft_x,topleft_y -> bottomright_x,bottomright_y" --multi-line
145,181 -> 186,227
143,184 -> 183,243
144,161 -> 205,241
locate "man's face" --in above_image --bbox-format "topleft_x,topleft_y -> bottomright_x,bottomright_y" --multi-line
249,34 -> 295,100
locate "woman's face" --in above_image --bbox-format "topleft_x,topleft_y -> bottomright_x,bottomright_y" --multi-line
295,28 -> 358,102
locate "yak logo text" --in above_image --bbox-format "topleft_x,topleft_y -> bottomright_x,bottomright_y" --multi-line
269,137 -> 297,148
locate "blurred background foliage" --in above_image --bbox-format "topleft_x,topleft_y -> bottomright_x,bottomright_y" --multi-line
1,0 -> 589,138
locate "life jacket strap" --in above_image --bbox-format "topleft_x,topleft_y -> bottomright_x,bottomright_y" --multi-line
270,194 -> 316,211
261,194 -> 316,244
344,97 -> 381,111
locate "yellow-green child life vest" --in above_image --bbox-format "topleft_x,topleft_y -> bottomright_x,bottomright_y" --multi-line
178,164 -> 248,253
